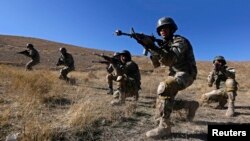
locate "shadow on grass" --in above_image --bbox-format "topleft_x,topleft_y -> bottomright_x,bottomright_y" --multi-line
147,132 -> 207,141
140,96 -> 156,100
88,86 -> 109,91
43,97 -> 71,107
235,106 -> 250,110
234,111 -> 250,116
193,120 -> 248,125
171,132 -> 207,141
134,111 -> 151,117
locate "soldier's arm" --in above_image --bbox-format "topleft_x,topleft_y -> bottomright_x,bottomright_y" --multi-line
56,56 -> 64,66
207,70 -> 215,87
17,50 -> 29,56
157,36 -> 188,67
149,52 -> 161,68
224,67 -> 236,79
106,64 -> 114,74
65,54 -> 74,67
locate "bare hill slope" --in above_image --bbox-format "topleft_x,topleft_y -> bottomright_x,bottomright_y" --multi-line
0,35 -> 114,71
0,35 -> 250,141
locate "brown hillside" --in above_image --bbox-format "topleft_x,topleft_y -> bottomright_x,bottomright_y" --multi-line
0,35 -> 250,141
0,35 -> 114,71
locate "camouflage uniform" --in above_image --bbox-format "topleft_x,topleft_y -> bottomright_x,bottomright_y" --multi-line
25,44 -> 40,71
201,56 -> 238,117
145,17 -> 199,138
56,48 -> 75,81
111,50 -> 141,105
106,53 -> 121,95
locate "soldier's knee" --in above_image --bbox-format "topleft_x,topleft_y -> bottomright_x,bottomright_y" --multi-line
157,76 -> 179,96
225,78 -> 238,92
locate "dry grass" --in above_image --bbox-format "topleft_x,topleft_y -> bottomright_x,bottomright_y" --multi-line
0,64 -> 139,141
0,35 -> 250,141
1,59 -> 250,141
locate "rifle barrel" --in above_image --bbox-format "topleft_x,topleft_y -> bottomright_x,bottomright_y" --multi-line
120,32 -> 131,36
115,29 -> 131,37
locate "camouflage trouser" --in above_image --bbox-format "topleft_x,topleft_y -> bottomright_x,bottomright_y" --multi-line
106,74 -> 117,89
113,76 -> 140,103
225,78 -> 238,116
60,66 -> 74,81
201,78 -> 238,109
201,89 -> 228,108
25,60 -> 39,71
155,72 -> 195,127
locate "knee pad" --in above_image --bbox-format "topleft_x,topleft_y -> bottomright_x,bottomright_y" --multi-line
225,78 -> 238,92
157,76 -> 179,96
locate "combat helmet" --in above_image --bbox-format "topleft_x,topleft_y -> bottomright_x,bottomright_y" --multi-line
113,52 -> 120,57
26,43 -> 34,49
156,17 -> 178,35
213,56 -> 227,65
119,50 -> 131,61
59,47 -> 67,53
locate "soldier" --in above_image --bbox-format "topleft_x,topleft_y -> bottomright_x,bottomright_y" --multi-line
106,52 -> 121,95
19,43 -> 40,71
110,50 -> 141,105
135,17 -> 199,138
56,47 -> 75,82
201,56 -> 238,117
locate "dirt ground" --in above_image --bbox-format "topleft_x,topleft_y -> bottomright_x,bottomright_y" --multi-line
0,35 -> 249,141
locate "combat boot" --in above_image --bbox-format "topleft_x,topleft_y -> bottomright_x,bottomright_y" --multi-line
186,101 -> 199,122
225,92 -> 236,117
107,88 -> 113,95
111,91 -> 125,106
111,99 -> 123,105
146,118 -> 171,138
146,126 -> 171,138
225,101 -> 235,117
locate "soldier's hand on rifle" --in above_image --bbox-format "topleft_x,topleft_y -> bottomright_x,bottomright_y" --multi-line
132,33 -> 155,47
213,61 -> 222,72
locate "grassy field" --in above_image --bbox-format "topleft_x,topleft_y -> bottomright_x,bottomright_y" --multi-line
0,35 -> 249,141
0,60 -> 249,141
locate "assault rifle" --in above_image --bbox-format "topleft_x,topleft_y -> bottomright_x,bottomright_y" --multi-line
114,28 -> 164,56
93,53 -> 121,64
17,50 -> 29,56
92,60 -> 110,65
93,53 -> 123,75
